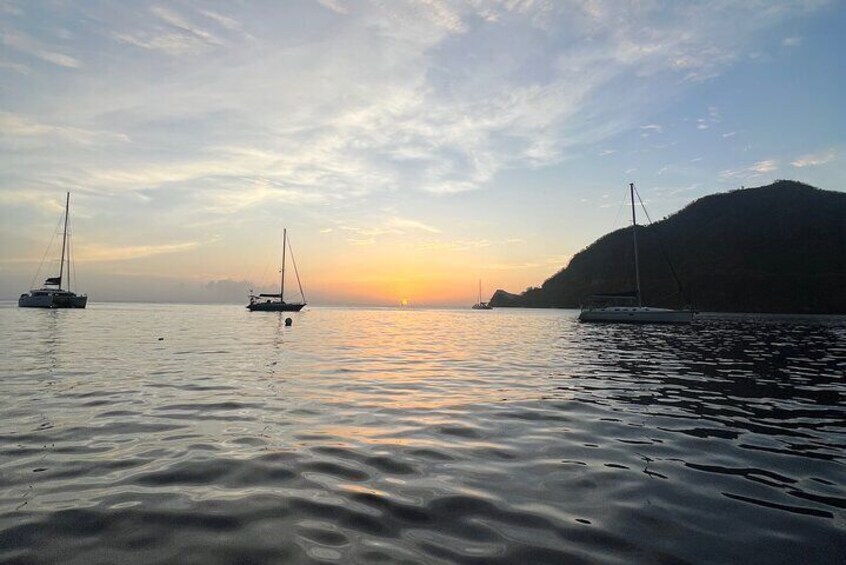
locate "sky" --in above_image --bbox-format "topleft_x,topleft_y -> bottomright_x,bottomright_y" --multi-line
1,0 -> 844,306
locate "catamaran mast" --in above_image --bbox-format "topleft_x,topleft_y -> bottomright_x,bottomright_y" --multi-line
630,183 -> 642,307
280,228 -> 287,301
58,192 -> 70,291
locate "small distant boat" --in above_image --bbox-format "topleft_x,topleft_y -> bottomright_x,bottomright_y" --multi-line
579,183 -> 694,324
19,192 -> 88,309
472,280 -> 493,310
248,228 -> 306,312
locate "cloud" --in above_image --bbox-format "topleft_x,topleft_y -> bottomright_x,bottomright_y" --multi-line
338,216 -> 441,244
755,160 -> 777,173
720,159 -> 778,179
0,1 -> 831,233
346,238 -> 375,246
76,241 -> 201,262
199,9 -> 243,31
487,261 -> 543,271
0,59 -> 29,74
0,112 -> 129,145
722,131 -> 736,138
415,239 -> 490,251
385,217 -> 441,234
1,30 -> 80,68
782,36 -> 802,47
316,0 -> 349,15
791,149 -> 837,168
204,279 -> 252,302
112,5 -> 224,56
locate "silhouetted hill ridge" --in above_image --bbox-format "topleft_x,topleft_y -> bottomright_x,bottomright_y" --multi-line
490,180 -> 846,313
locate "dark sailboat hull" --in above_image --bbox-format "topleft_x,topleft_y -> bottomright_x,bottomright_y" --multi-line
19,292 -> 87,309
578,307 -> 693,324
247,301 -> 305,312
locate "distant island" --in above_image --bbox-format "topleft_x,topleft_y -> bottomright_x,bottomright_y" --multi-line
490,180 -> 846,314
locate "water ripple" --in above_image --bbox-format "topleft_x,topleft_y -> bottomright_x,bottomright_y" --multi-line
0,304 -> 844,563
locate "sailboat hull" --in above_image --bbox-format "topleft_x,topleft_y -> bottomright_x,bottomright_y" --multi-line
19,291 -> 87,309
578,307 -> 693,324
247,301 -> 305,312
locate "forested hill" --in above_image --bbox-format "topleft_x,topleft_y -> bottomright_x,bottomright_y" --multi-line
490,180 -> 846,314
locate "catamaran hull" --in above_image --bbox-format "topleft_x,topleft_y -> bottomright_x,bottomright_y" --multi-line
247,302 -> 305,312
19,293 -> 87,309
579,307 -> 693,324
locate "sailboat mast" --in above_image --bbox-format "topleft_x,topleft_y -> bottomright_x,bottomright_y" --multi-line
630,183 -> 642,307
478,280 -> 482,304
58,192 -> 70,290
280,228 -> 287,301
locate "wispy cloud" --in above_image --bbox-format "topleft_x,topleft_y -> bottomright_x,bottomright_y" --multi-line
0,59 -> 29,74
1,30 -> 80,68
0,112 -> 129,145
2,0 -> 819,209
199,9 -> 242,31
113,5 -> 224,56
346,237 -> 375,246
77,241 -> 200,262
791,148 -> 837,168
488,252 -> 572,271
338,216 -> 441,243
415,239 -> 490,251
751,159 -> 778,174
720,159 -> 778,179
385,217 -> 441,234
316,0 -> 349,16
782,36 -> 802,47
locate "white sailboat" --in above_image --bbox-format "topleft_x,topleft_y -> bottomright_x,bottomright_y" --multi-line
19,192 -> 88,309
472,280 -> 493,310
247,228 -> 306,312
578,183 -> 694,324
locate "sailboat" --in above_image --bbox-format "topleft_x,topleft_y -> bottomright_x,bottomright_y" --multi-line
19,192 -> 88,309
472,280 -> 493,309
247,228 -> 306,312
578,183 -> 694,324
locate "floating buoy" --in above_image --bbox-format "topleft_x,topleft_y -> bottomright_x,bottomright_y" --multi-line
285,318 -> 293,327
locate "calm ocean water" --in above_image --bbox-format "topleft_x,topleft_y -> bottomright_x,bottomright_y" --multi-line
0,303 -> 844,564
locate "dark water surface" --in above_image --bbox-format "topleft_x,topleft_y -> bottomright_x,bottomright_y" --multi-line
0,304 -> 844,564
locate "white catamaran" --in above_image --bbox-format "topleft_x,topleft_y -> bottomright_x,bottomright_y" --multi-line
247,228 -> 306,312
19,192 -> 88,309
578,183 -> 694,324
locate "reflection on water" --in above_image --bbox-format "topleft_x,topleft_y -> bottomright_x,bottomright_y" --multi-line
0,304 -> 844,563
